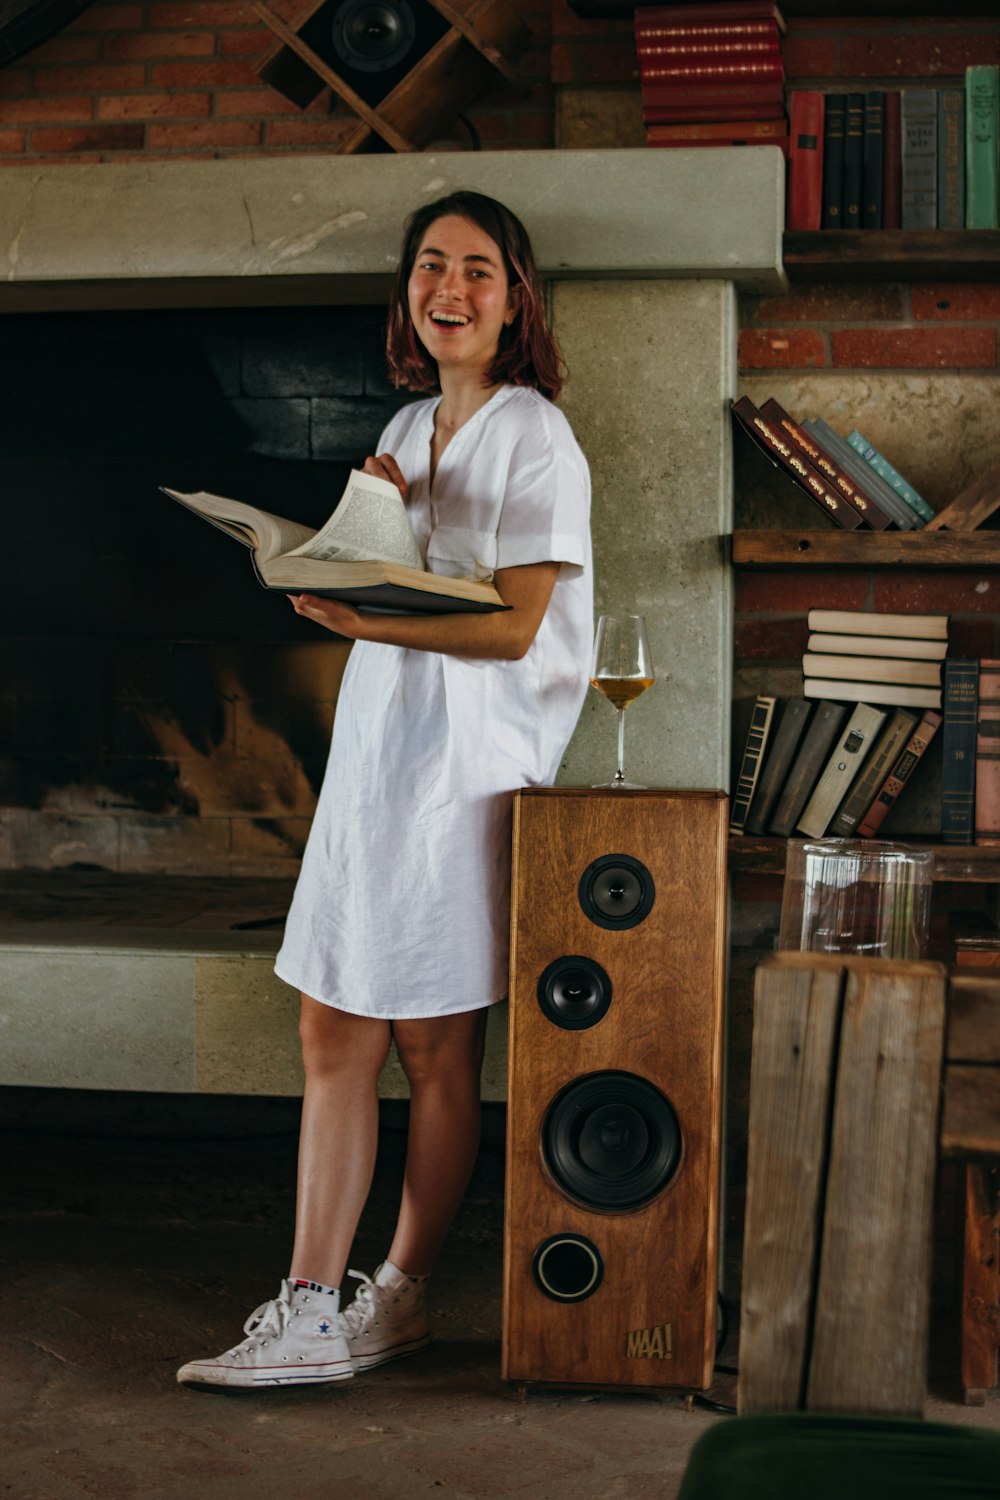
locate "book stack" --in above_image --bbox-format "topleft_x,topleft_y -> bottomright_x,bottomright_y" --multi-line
942,658 -> 1000,847
786,67 -> 998,231
730,608 -> 947,841
635,0 -> 787,153
732,394 -> 934,530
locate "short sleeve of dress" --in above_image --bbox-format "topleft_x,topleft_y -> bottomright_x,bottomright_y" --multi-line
494,403 -> 591,577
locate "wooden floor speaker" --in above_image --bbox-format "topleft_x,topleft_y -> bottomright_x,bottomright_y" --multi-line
502,788 -> 727,1391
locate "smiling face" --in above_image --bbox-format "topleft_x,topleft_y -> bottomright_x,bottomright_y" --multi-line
407,214 -> 520,386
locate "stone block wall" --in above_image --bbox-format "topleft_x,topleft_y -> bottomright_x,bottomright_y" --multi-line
0,303 -> 406,874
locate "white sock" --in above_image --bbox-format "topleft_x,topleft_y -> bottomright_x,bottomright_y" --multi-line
292,1276 -> 339,1298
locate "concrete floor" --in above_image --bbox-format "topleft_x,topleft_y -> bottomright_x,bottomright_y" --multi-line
2,1091 -> 997,1500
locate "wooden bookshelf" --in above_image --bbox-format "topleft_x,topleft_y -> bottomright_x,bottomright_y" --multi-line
729,837 -> 1000,883
783,230 -> 1000,285
731,530 -> 1000,568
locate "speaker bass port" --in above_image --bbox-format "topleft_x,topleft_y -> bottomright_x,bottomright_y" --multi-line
532,1233 -> 604,1303
578,854 -> 655,930
542,1072 -> 682,1211
536,956 -> 612,1030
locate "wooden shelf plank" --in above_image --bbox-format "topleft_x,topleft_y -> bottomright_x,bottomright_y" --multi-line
729,838 -> 1000,883
783,230 -> 1000,284
731,530 -> 1000,568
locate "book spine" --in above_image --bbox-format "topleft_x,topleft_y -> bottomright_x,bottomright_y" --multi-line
745,697 -> 812,835
731,397 -> 865,531
862,90 -> 884,229
759,398 -> 892,530
901,87 -> 937,231
844,430 -> 936,525
796,703 -> 887,839
635,3 -> 784,26
639,81 -> 785,103
842,92 -> 865,229
883,91 -> 902,229
787,91 -> 825,232
730,695 -> 776,833
637,39 -> 780,59
642,102 -> 785,123
647,119 -> 788,142
638,60 -> 785,81
975,660 -> 1000,845
855,710 -> 942,838
768,701 -> 847,838
941,659 -> 978,845
821,93 -> 846,229
937,88 -> 965,230
965,65 -> 999,230
646,133 -> 789,152
828,709 -> 919,836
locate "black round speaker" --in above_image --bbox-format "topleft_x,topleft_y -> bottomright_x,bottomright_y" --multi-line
532,1233 -> 604,1304
536,956 -> 612,1031
578,854 -> 655,930
542,1072 -> 682,1211
330,0 -> 416,72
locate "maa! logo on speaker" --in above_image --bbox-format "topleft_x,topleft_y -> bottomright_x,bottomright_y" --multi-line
625,1322 -> 673,1360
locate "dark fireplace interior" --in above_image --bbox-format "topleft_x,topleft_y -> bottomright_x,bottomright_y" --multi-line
1,303 -> 409,878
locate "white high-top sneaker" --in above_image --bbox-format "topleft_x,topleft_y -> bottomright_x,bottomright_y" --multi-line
176,1279 -> 354,1389
341,1261 -> 431,1372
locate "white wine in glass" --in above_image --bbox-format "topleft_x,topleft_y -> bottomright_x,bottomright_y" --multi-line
590,613 -> 655,788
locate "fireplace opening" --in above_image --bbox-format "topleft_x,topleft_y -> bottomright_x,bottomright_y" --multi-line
1,302 -> 410,880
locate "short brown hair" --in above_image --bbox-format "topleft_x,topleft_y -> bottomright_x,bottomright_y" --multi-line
385,191 -> 565,401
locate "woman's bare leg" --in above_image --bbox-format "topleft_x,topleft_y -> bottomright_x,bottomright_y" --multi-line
289,995 -> 392,1288
386,1009 -> 489,1276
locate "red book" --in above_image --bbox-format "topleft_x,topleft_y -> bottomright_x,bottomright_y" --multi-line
640,82 -> 786,106
731,396 -> 864,531
758,397 -> 893,530
975,660 -> 1000,846
856,711 -> 942,837
883,90 -> 902,230
635,1 -> 786,28
636,39 -> 781,60
639,58 -> 785,83
644,102 -> 786,123
786,91 -> 824,230
647,118 -> 788,148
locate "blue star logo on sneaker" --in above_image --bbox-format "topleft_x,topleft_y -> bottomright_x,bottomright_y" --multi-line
315,1319 -> 336,1337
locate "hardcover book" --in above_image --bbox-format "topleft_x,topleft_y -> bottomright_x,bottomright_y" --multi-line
975,659 -> 1000,846
796,702 -> 887,839
745,697 -> 812,835
804,679 -> 942,712
801,654 -> 942,689
966,65 -> 999,230
845,430 -> 936,525
900,88 -> 937,230
646,119 -> 788,148
942,659 -> 978,845
642,102 -> 785,123
639,59 -> 785,83
639,82 -> 786,107
856,710 -> 942,838
883,91 -> 902,228
802,420 -> 919,530
936,88 -> 966,230
787,92 -> 825,231
828,708 -> 919,837
633,1 -> 786,27
863,90 -> 885,228
768,700 -> 847,838
806,608 -> 948,641
806,633 -> 947,661
732,398 -> 865,530
842,92 -> 865,229
730,694 -> 777,833
821,93 -> 846,228
759,398 -> 892,529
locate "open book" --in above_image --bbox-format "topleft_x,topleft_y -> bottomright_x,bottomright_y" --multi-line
161,470 -> 507,615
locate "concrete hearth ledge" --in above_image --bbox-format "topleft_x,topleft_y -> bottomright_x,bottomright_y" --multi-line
0,149 -> 786,307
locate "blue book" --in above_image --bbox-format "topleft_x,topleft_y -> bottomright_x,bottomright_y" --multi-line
942,659 -> 978,844
845,430 -> 936,526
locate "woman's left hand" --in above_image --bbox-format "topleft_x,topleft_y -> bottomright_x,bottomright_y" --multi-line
289,593 -> 367,639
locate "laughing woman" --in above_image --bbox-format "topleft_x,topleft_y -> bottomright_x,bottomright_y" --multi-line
178,191 -> 593,1390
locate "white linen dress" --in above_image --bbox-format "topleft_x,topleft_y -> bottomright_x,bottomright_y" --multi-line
274,384 -> 593,1019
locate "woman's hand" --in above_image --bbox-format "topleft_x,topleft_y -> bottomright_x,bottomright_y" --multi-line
289,594 -> 367,639
362,453 -> 408,499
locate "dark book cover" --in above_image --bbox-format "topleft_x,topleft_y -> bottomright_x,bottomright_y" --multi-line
901,87 -> 937,230
821,93 -> 846,229
856,710 -> 942,838
768,700 -> 847,838
759,397 -> 893,530
787,91 -> 824,231
827,707 -> 919,836
975,660 -> 1000,845
730,694 -> 777,833
634,1 -> 786,28
643,101 -> 785,123
937,88 -> 965,230
640,81 -> 785,106
746,697 -> 812,835
883,91 -> 902,228
731,397 -> 865,531
863,90 -> 884,228
842,92 -> 865,229
941,659 -> 978,844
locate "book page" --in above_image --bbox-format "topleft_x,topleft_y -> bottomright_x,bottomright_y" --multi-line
284,470 -> 423,571
162,489 -> 316,562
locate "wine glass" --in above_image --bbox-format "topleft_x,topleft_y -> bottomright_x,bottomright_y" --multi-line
589,613 -> 655,789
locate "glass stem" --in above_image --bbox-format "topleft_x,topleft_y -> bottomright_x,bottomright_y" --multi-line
615,707 -> 626,783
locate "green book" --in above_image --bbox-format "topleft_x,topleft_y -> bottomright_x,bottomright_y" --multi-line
966,65 -> 999,229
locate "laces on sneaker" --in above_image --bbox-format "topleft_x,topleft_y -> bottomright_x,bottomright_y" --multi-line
341,1269 -> 376,1335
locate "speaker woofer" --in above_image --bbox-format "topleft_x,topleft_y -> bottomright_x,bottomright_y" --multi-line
578,854 -> 655,930
532,1234 -> 604,1303
542,1072 -> 681,1211
331,0 -> 416,71
536,956 -> 612,1030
